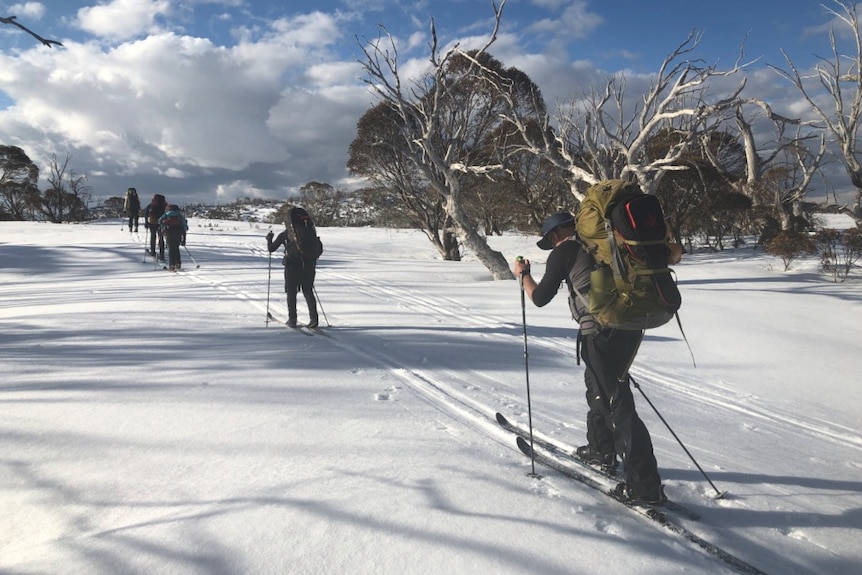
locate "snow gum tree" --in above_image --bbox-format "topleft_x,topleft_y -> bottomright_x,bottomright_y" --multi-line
357,0 -> 546,280
0,145 -> 39,220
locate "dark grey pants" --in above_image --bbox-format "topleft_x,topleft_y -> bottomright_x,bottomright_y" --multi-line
581,328 -> 660,492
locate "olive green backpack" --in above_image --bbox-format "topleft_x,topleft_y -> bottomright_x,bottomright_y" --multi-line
572,179 -> 682,331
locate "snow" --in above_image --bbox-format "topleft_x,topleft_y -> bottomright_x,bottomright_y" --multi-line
815,213 -> 857,230
1,219 -> 860,575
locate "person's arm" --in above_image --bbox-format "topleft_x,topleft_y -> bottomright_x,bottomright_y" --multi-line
266,230 -> 288,253
535,245 -> 575,307
513,249 -> 568,307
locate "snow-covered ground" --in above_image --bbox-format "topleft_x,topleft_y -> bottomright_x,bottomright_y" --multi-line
1,219 -> 860,575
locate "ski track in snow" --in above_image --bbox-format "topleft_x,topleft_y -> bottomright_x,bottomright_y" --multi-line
4,225 -> 855,574
151,231 -> 859,574
181,235 -> 861,465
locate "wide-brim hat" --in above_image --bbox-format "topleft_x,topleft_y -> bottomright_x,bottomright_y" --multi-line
537,212 -> 574,250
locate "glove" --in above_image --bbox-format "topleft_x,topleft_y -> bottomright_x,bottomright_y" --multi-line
144,222 -> 150,230
266,231 -> 274,242
578,314 -> 599,337
181,238 -> 186,247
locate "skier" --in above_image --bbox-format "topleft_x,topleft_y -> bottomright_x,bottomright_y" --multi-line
265,207 -> 322,328
158,204 -> 188,271
123,187 -> 140,232
512,211 -> 665,506
143,194 -> 167,261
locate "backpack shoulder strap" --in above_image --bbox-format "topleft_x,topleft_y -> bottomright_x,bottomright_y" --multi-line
563,237 -> 593,323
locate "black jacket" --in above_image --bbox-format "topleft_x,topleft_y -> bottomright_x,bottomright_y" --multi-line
531,238 -> 593,318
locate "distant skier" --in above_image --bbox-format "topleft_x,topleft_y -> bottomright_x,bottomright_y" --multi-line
158,204 -> 188,271
266,206 -> 323,328
123,187 -> 140,232
513,211 -> 665,506
143,193 -> 168,261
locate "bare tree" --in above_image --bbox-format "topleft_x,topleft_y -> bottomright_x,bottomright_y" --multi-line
501,31 -> 748,200
770,0 -> 862,219
708,99 -> 827,230
67,169 -> 92,221
357,1 -> 517,279
39,153 -> 88,223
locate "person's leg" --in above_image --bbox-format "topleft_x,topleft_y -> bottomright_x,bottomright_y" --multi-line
592,330 -> 661,497
581,350 -> 616,457
168,233 -> 181,267
300,265 -> 318,326
285,268 -> 299,326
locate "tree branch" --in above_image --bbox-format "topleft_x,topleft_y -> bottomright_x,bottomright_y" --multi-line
1,15 -> 62,48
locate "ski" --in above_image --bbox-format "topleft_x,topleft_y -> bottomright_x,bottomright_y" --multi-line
265,312 -> 313,335
515,437 -> 765,575
301,325 -> 332,338
496,413 -> 618,478
497,413 -> 699,521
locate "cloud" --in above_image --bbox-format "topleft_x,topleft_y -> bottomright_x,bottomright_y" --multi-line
75,0 -> 172,40
526,0 -> 603,41
8,2 -> 46,20
0,7 -> 365,201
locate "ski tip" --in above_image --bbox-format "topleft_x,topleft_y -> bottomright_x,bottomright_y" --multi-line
495,412 -> 509,425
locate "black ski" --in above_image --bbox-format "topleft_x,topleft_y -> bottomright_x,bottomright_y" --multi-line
515,437 -> 765,575
497,412 -> 699,521
496,413 -> 619,478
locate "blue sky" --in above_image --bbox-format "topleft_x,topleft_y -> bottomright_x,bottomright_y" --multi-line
0,1 -> 849,205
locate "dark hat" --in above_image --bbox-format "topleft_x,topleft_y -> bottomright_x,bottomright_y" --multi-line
537,212 -> 574,250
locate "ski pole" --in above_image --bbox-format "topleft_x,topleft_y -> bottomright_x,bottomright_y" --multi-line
516,256 -> 541,478
266,247 -> 273,326
313,286 -> 330,327
629,374 -> 726,499
183,245 -> 200,268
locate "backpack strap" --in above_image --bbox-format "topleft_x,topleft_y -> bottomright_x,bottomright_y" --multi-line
564,236 -> 598,330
